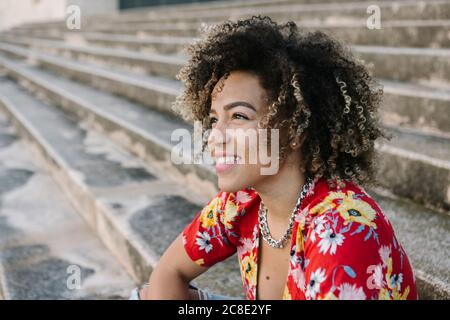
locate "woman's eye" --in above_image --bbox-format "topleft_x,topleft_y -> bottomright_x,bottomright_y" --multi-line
233,113 -> 248,120
209,117 -> 218,125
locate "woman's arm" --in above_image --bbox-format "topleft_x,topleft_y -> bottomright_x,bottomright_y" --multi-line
142,232 -> 210,299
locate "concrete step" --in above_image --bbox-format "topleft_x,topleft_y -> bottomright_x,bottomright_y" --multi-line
353,45 -> 450,89
0,77 -> 244,298
0,36 -> 184,79
74,19 -> 450,48
0,40 -> 448,139
0,66 -> 448,300
380,80 -> 450,139
93,0 -> 450,26
0,111 -> 134,300
0,42 -> 181,116
1,31 -> 189,55
83,33 -> 190,55
10,17 -> 450,48
2,35 -> 450,92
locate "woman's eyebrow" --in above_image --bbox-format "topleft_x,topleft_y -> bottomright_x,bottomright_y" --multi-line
210,101 -> 257,114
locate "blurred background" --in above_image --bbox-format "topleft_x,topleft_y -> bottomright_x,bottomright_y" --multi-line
0,0 -> 448,300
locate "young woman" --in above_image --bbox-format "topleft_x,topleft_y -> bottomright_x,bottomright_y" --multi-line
132,16 -> 417,300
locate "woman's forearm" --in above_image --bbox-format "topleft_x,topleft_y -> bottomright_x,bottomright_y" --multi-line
143,267 -> 197,300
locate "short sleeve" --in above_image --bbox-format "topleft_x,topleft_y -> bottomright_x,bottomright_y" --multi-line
182,191 -> 240,268
303,190 -> 417,300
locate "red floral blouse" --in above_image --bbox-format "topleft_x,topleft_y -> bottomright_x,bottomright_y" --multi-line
182,177 -> 418,300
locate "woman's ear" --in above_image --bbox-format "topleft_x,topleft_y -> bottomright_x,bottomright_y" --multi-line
290,133 -> 307,150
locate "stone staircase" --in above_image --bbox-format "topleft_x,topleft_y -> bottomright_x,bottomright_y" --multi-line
0,0 -> 448,299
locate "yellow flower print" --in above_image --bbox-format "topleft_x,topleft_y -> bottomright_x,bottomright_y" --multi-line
378,288 -> 391,300
220,194 -> 240,229
385,257 -> 393,289
320,292 -> 338,300
282,286 -> 292,300
392,286 -> 410,300
378,257 -> 410,300
199,197 -> 221,228
337,191 -> 377,228
240,252 -> 257,287
295,226 -> 305,254
309,193 -> 339,216
194,258 -> 205,266
310,190 -> 377,229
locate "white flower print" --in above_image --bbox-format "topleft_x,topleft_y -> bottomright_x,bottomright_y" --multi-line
390,273 -> 403,291
318,229 -> 345,255
236,190 -> 252,204
290,266 -> 306,292
295,206 -> 309,223
182,234 -> 187,246
237,237 -> 254,259
309,215 -> 327,243
306,180 -> 315,198
196,231 -> 213,253
252,223 -> 258,241
338,283 -> 366,300
306,268 -> 327,299
290,245 -> 301,265
378,245 -> 391,266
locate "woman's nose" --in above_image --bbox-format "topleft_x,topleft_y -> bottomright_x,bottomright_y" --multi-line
207,123 -> 232,146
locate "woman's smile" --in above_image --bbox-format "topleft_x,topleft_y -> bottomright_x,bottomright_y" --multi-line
214,153 -> 242,174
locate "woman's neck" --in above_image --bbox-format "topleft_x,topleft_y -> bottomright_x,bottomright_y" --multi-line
253,159 -> 306,224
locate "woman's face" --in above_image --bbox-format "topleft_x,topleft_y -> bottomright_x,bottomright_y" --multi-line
207,70 -> 288,192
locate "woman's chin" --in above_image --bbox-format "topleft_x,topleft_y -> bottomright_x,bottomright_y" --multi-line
217,176 -> 247,193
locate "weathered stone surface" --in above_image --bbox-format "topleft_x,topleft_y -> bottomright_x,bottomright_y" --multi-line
0,111 -> 134,299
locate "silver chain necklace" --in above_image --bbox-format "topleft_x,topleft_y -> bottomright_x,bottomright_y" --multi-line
258,177 -> 314,249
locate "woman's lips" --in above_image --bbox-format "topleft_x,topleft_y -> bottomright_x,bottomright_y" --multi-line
214,156 -> 241,174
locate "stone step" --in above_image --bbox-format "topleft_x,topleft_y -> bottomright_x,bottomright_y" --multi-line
83,32 -> 191,55
380,79 -> 450,138
90,0 -> 450,26
0,65 -> 448,300
2,31 -> 189,55
0,40 -> 448,139
0,110 -> 134,300
76,19 -> 450,48
2,35 -> 450,92
0,36 -> 184,79
0,76 -> 244,298
352,45 -> 450,89
9,17 -> 450,48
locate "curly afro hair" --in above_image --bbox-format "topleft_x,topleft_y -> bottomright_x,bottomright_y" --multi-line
172,15 -> 392,189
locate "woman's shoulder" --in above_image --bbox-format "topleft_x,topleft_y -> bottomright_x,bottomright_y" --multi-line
198,188 -> 260,233
305,177 -> 397,248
